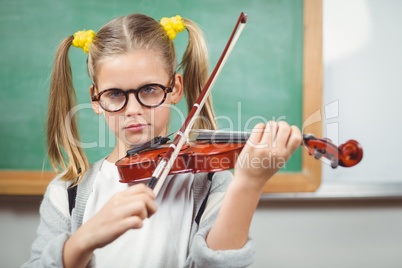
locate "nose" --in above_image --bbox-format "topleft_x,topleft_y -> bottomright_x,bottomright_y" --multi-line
124,93 -> 144,117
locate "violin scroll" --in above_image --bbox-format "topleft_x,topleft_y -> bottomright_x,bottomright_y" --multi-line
303,134 -> 363,168
338,139 -> 363,167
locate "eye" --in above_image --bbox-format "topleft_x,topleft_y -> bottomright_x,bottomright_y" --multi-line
105,89 -> 125,98
141,85 -> 159,94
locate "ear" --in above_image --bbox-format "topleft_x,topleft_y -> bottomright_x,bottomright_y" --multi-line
90,85 -> 103,115
171,73 -> 184,104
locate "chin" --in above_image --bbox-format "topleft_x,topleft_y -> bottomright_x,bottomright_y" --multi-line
124,133 -> 152,146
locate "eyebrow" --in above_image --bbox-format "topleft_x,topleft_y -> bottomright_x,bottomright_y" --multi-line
104,82 -> 167,90
95,74 -> 173,93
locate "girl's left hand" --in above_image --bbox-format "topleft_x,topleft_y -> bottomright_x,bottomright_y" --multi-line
207,121 -> 302,250
234,121 -> 302,192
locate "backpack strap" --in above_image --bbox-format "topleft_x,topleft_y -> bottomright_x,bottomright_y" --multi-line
68,184 -> 78,216
195,172 -> 214,225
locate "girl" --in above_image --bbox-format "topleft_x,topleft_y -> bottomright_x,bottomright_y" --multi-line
24,13 -> 302,267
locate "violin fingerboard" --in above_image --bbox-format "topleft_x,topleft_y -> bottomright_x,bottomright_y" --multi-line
196,131 -> 249,143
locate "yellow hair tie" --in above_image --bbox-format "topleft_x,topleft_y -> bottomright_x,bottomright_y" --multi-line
72,30 -> 95,53
160,15 -> 186,40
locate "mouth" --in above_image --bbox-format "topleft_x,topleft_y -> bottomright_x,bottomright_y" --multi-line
125,123 -> 149,132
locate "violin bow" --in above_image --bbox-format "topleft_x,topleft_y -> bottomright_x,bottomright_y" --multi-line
147,12 -> 248,195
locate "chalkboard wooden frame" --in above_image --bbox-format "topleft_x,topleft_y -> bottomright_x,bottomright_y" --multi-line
0,0 -> 322,195
263,0 -> 322,193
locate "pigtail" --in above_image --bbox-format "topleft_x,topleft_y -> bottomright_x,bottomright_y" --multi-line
180,19 -> 218,130
47,36 -> 89,183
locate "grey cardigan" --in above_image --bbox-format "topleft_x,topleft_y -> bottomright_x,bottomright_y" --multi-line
23,159 -> 255,268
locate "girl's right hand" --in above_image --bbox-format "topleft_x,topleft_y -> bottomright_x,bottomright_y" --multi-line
63,183 -> 157,267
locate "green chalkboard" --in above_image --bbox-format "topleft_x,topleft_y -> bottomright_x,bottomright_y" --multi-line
0,0 -> 303,172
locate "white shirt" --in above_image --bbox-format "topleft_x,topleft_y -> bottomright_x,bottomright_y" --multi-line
83,160 -> 194,267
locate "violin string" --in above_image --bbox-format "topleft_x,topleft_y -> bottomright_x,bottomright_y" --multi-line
191,129 -> 251,134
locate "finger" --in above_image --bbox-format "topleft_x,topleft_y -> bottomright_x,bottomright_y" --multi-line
144,196 -> 158,217
125,183 -> 156,199
110,191 -> 156,219
247,123 -> 266,146
260,121 -> 278,147
115,197 -> 147,220
287,126 -> 302,153
120,216 -> 144,230
135,192 -> 158,217
276,121 -> 291,148
123,193 -> 158,219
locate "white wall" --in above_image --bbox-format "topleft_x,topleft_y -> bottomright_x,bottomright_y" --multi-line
1,0 -> 402,267
321,0 -> 402,184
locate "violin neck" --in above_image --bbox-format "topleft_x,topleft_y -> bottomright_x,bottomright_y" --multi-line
195,130 -> 249,143
194,130 -> 310,144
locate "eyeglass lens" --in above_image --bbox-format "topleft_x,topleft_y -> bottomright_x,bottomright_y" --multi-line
99,85 -> 166,111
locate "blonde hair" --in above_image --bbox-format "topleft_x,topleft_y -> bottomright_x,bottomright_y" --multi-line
47,13 -> 217,183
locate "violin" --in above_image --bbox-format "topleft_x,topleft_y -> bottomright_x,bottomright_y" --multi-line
116,131 -> 363,184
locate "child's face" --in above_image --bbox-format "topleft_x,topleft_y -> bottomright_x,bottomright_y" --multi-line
92,50 -> 182,148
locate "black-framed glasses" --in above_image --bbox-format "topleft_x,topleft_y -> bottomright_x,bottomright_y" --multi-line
91,75 -> 175,112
